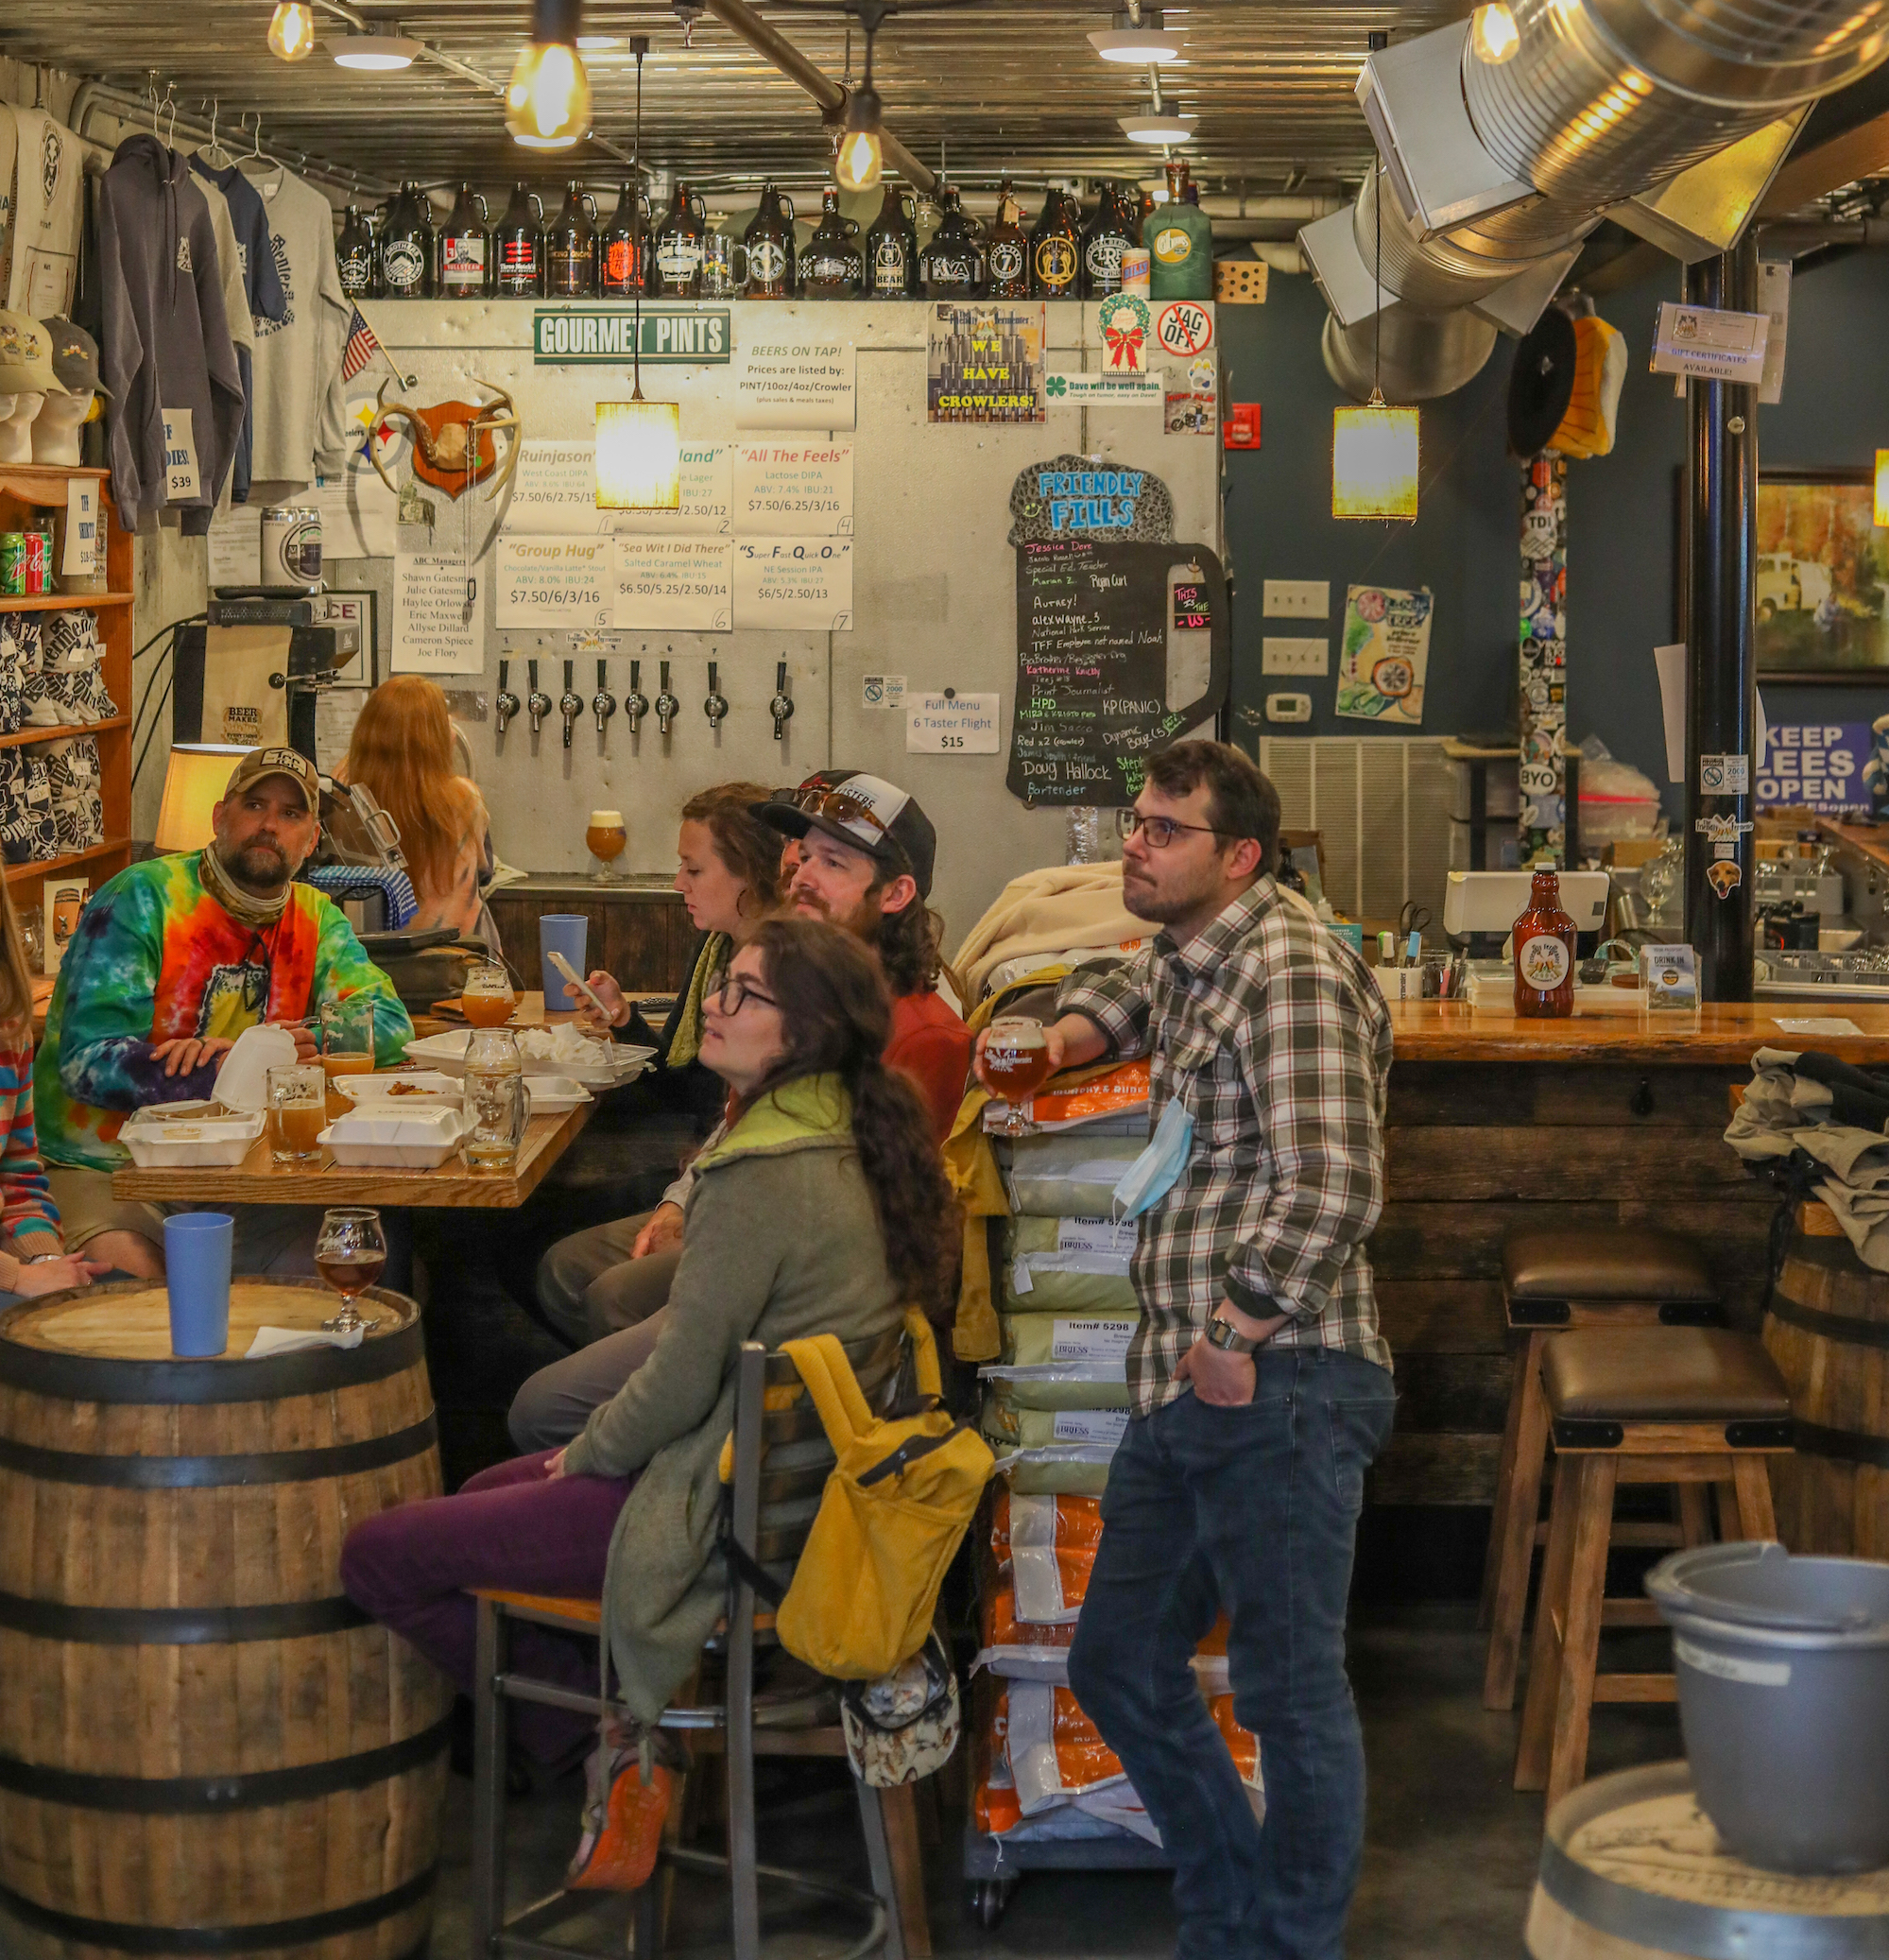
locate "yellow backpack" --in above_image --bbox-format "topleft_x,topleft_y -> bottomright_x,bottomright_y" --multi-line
742,1309 -> 993,1680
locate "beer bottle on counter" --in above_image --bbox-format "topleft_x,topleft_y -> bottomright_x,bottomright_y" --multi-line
437,182 -> 489,298
986,180 -> 1031,300
1513,861 -> 1577,1019
545,184 -> 599,298
335,202 -> 376,298
744,183 -> 797,298
652,183 -> 707,298
865,183 -> 917,297
1031,187 -> 1081,299
1083,182 -> 1136,298
492,183 -> 545,297
598,181 -> 648,296
800,188 -> 862,298
922,186 -> 984,298
380,182 -> 434,299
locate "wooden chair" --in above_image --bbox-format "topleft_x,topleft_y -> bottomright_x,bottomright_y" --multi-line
1482,1227 -> 1724,1711
1513,1325 -> 1793,1810
469,1330 -> 933,1960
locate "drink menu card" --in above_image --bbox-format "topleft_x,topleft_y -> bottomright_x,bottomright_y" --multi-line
732,538 -> 853,630
494,536 -> 613,629
731,442 -> 853,535
612,539 -> 735,631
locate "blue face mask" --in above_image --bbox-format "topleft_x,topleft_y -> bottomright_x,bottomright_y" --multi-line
1112,1095 -> 1194,1221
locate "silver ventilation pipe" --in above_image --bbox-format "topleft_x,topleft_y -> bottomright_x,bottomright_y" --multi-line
1301,0 -> 1889,402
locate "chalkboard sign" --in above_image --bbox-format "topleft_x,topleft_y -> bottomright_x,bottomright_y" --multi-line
1009,536 -> 1229,806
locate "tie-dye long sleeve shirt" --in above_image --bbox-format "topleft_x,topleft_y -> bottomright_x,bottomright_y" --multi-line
35,851 -> 414,1172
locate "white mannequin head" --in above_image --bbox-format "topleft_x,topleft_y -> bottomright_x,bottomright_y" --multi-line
0,392 -> 43,465
29,389 -> 90,467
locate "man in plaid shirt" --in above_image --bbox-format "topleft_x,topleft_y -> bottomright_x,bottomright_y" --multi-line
975,741 -> 1395,1960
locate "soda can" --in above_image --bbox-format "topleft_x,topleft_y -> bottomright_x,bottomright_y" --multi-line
1122,247 -> 1152,296
0,534 -> 25,597
20,531 -> 47,596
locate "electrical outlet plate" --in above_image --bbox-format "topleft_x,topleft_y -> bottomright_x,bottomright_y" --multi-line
1266,692 -> 1313,722
1263,580 -> 1330,619
1262,636 -> 1330,676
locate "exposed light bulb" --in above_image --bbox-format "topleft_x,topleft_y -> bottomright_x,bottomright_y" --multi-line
836,126 -> 884,193
1469,3 -> 1520,63
507,40 -> 593,148
267,0 -> 317,60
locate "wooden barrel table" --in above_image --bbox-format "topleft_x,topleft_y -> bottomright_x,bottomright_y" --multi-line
0,1280 -> 451,1960
1765,1202 -> 1889,1558
1527,1761 -> 1889,1960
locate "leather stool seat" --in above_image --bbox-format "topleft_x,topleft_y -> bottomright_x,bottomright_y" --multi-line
1503,1227 -> 1718,1308
1542,1328 -> 1790,1423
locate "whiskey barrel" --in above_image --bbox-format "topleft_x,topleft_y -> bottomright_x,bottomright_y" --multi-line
1764,1202 -> 1889,1558
1526,1761 -> 1889,1960
0,1279 -> 451,1960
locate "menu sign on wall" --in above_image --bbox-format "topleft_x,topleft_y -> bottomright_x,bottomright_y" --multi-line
1008,537 -> 1228,806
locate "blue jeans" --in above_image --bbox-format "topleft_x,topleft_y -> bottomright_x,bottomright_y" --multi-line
1066,1347 -> 1397,1960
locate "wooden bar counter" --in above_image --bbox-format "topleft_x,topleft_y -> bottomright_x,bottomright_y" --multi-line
1369,1000 -> 1889,1508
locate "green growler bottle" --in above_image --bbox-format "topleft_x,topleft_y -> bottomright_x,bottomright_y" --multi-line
1147,159 -> 1212,300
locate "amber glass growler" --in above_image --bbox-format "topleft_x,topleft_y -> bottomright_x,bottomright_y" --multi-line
1513,863 -> 1577,1018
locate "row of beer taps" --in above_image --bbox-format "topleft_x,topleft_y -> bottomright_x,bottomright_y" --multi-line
494,654 -> 797,748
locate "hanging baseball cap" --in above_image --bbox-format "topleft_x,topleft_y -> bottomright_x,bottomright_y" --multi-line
0,311 -> 70,396
224,745 -> 319,815
40,317 -> 108,400
840,1631 -> 961,1789
755,771 -> 936,899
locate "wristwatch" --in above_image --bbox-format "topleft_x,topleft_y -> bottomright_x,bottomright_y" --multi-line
1204,1314 -> 1260,1355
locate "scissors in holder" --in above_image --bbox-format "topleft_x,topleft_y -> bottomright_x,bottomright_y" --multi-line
1396,901 -> 1433,966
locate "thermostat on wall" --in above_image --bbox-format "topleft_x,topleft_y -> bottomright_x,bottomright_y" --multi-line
1266,693 -> 1313,723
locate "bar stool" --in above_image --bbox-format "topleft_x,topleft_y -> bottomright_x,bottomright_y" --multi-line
1482,1228 -> 1723,1711
1513,1326 -> 1793,1809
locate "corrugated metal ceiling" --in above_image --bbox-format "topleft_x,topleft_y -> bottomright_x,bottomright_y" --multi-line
0,2 -> 1463,198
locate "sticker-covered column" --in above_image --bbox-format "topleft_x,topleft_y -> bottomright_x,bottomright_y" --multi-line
1519,456 -> 1568,864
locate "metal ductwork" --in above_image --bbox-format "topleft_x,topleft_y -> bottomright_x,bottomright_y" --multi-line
1302,0 -> 1889,403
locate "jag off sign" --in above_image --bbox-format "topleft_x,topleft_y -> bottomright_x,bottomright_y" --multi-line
534,308 -> 730,364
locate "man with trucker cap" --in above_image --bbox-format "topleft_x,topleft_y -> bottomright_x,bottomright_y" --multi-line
35,744 -> 411,1279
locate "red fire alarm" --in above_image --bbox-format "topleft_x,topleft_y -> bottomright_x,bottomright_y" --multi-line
1223,404 -> 1262,450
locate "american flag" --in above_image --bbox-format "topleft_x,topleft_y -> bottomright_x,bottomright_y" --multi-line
341,306 -> 384,385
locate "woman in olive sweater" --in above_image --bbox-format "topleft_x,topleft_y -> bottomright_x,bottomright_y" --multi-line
340,919 -> 959,1773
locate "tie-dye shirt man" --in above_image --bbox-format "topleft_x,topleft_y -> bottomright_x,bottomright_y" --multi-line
36,851 -> 413,1172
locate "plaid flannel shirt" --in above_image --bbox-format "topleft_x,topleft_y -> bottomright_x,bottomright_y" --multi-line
1055,878 -> 1394,1412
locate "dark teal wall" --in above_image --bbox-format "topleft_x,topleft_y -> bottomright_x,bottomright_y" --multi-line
1220,250 -> 1889,817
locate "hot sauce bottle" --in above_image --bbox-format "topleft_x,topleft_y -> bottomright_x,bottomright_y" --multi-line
1513,862 -> 1576,1018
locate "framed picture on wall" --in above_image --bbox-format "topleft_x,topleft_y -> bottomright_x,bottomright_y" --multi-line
1755,465 -> 1889,683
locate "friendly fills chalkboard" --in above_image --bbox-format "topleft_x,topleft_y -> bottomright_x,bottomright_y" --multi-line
1009,536 -> 1229,806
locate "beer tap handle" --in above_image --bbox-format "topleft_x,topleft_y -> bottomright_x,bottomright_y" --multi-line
769,659 -> 794,740
624,657 -> 648,732
592,658 -> 615,734
704,661 -> 728,731
655,658 -> 678,735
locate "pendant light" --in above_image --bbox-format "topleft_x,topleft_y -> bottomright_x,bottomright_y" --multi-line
333,27 -> 422,69
1332,153 -> 1420,522
1089,5 -> 1182,63
267,0 -> 317,60
596,39 -> 681,511
1120,113 -> 1194,144
1468,3 -> 1520,64
507,0 -> 594,149
835,3 -> 888,193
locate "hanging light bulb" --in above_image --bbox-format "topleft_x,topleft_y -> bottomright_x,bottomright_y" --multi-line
267,0 -> 317,60
1332,393 -> 1420,520
1468,3 -> 1520,63
507,0 -> 593,149
834,17 -> 885,193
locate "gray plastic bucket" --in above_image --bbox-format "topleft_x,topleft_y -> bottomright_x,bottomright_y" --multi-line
1646,1541 -> 1889,1876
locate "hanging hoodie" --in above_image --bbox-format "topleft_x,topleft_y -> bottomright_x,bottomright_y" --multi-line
191,157 -> 287,506
96,135 -> 244,536
240,161 -> 350,488
6,109 -> 86,318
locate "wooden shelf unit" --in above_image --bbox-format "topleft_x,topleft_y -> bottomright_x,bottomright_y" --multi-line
0,467 -> 133,915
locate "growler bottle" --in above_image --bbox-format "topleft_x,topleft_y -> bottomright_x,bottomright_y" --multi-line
437,182 -> 489,298
545,183 -> 598,299
598,181 -> 648,296
800,188 -> 861,298
865,184 -> 917,297
1030,187 -> 1080,299
1148,158 -> 1213,299
1082,182 -> 1137,298
743,183 -> 797,298
921,185 -> 984,299
380,181 -> 433,299
1512,862 -> 1577,1019
492,182 -> 544,297
335,202 -> 376,298
985,180 -> 1031,300
652,183 -> 707,298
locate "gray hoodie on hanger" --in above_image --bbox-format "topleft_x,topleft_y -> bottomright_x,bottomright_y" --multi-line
97,134 -> 244,535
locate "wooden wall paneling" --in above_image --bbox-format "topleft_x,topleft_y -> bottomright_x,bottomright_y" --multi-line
1388,1064 -> 1743,1129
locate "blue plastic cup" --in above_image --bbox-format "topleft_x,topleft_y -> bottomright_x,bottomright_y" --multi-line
164,1212 -> 233,1357
539,915 -> 588,1008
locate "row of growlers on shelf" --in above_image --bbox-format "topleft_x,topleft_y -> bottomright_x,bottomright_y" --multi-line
337,163 -> 1211,302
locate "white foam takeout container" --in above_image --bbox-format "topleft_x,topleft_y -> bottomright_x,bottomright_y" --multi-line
319,1105 -> 472,1170
120,1102 -> 266,1168
335,1071 -> 462,1104
524,1075 -> 594,1114
402,1030 -> 655,1089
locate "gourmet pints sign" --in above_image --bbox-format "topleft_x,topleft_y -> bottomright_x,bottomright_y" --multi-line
533,308 -> 731,364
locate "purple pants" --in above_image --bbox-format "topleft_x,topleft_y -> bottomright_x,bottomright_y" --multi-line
340,1449 -> 632,1764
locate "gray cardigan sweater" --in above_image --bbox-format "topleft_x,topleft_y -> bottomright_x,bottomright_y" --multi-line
560,1076 -> 902,1722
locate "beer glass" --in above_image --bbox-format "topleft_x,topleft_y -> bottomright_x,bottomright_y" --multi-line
267,1062 -> 327,1166
461,961 -> 518,1027
983,1017 -> 1055,1137
463,1027 -> 527,1172
699,232 -> 750,298
316,1206 -> 386,1333
319,996 -> 375,1119
586,808 -> 627,884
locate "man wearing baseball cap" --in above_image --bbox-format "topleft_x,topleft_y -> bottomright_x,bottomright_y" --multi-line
35,745 -> 411,1278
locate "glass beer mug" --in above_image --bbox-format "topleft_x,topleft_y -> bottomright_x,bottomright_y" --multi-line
983,1017 -> 1055,1137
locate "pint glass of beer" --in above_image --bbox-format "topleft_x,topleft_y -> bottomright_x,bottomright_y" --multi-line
984,1016 -> 1054,1137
